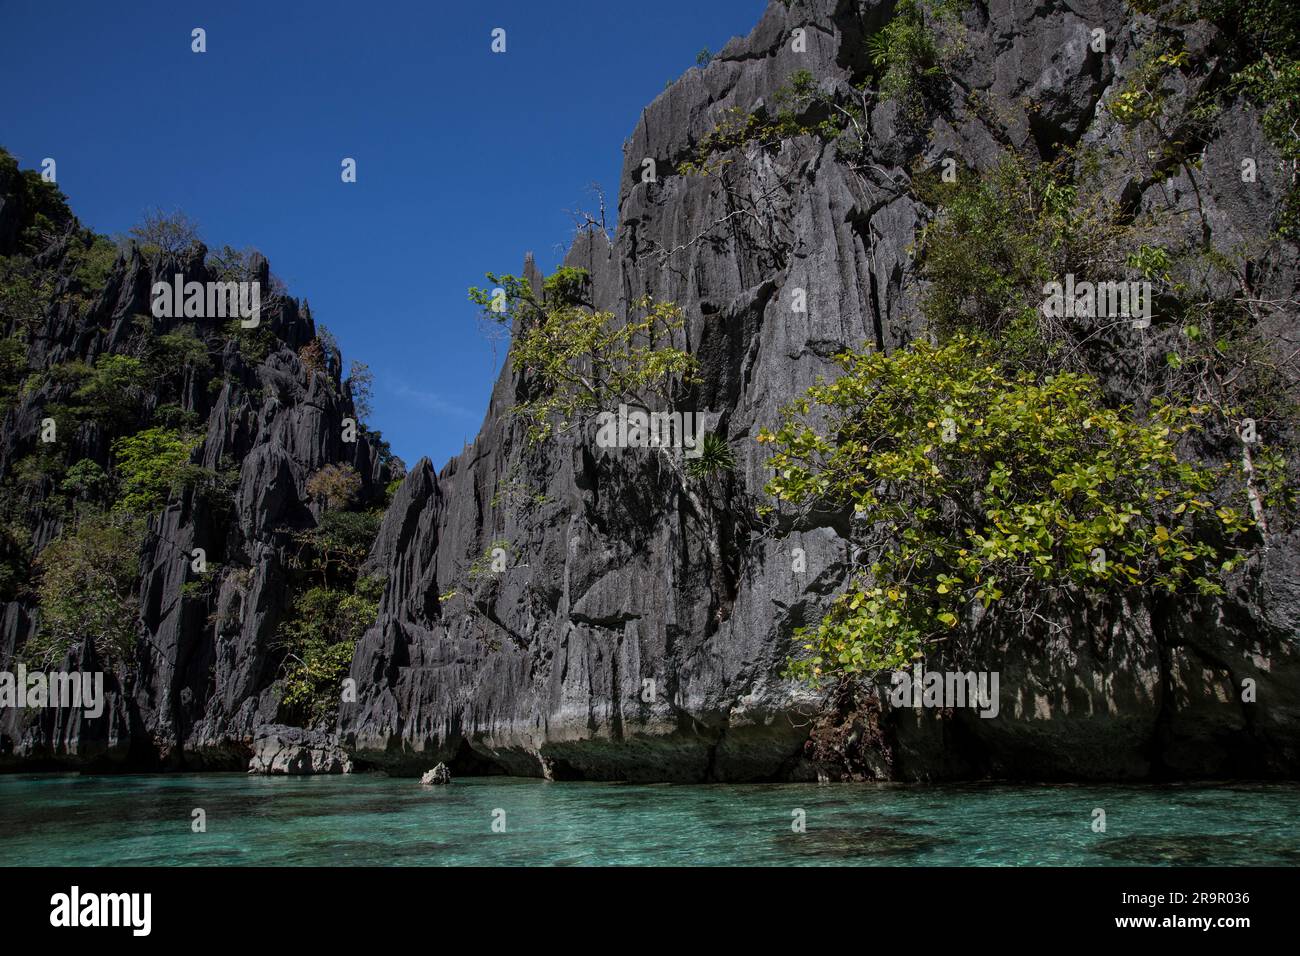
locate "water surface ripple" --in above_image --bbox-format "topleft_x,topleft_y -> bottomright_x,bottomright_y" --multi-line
0,774 -> 1295,866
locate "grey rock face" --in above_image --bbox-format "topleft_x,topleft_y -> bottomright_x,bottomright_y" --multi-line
248,724 -> 353,775
339,0 -> 1300,781
0,231 -> 394,770
419,762 -> 451,785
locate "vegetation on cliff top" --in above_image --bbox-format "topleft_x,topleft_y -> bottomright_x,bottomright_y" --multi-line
0,159 -> 392,722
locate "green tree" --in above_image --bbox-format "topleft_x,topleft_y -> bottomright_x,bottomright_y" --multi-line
29,513 -> 141,667
760,333 -> 1259,681
276,577 -> 382,726
73,353 -> 151,423
470,266 -> 732,588
149,325 -> 211,379
277,506 -> 383,726
0,258 -> 53,334
112,427 -> 199,515
0,336 -> 26,415
61,458 -> 110,503
470,268 -> 697,443
69,235 -> 119,292
0,520 -> 31,603
288,508 -> 382,588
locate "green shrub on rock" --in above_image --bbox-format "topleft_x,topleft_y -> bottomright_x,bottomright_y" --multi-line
112,426 -> 199,516
29,513 -> 142,667
760,333 -> 1259,681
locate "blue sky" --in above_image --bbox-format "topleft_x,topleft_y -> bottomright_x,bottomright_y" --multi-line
0,0 -> 767,468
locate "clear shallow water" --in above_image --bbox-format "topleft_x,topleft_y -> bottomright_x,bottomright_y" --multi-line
0,773 -> 1296,866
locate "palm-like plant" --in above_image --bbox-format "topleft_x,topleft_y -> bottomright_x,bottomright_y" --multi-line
687,432 -> 736,480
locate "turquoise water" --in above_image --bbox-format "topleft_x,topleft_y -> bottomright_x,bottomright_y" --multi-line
0,773 -> 1296,866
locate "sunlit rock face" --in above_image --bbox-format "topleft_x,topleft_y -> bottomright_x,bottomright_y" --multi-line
338,0 -> 1300,781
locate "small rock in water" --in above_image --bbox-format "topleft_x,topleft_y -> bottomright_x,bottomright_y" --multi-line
420,763 -> 452,786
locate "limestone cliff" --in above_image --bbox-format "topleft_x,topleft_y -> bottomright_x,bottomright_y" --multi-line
2,0 -> 1297,781
339,0 -> 1300,780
